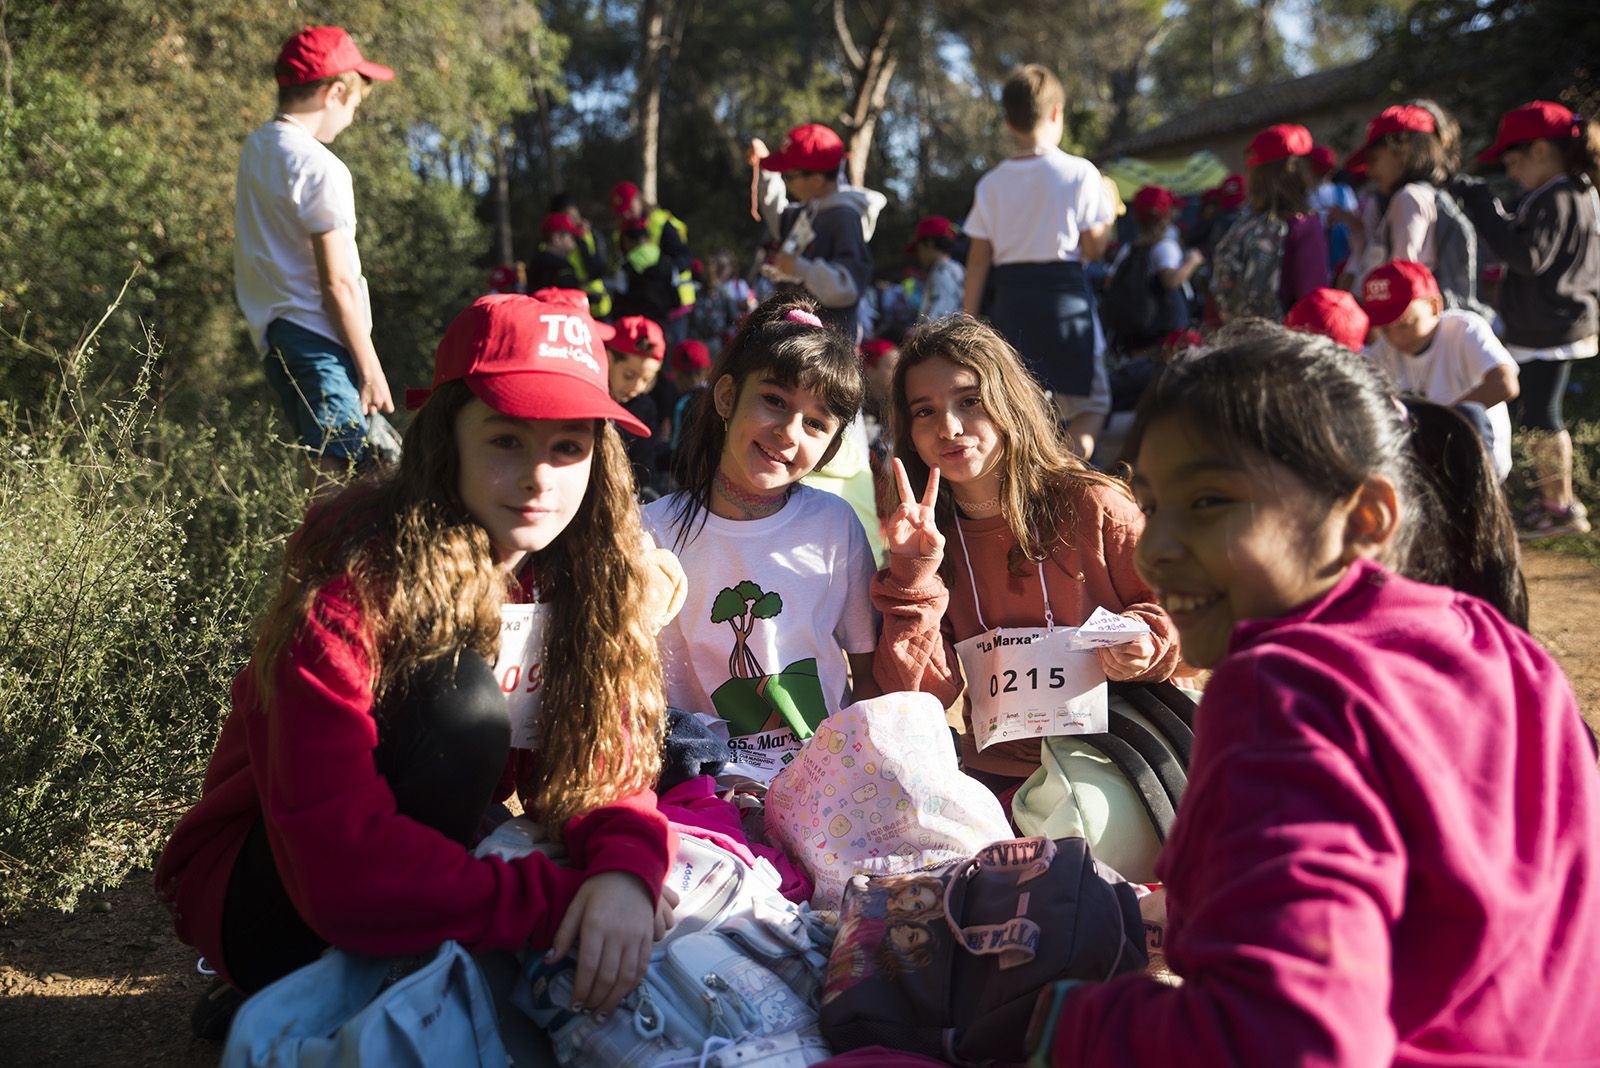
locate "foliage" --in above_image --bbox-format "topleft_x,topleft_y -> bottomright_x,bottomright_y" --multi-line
0,292 -> 306,917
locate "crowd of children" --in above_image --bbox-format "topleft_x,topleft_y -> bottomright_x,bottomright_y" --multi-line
178,24 -> 1600,1064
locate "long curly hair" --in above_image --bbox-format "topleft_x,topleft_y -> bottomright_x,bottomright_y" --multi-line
251,379 -> 664,828
889,315 -> 1133,577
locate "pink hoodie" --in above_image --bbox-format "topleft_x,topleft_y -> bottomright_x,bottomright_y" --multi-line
1049,560 -> 1600,1065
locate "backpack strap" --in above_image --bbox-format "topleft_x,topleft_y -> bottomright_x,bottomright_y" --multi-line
1077,729 -> 1178,842
1106,703 -> 1187,816
1108,681 -> 1196,758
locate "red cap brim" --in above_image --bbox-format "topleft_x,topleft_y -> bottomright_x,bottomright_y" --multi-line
467,374 -> 651,436
355,58 -> 395,81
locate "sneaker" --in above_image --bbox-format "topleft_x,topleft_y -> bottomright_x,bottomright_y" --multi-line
1518,500 -> 1591,540
190,977 -> 244,1041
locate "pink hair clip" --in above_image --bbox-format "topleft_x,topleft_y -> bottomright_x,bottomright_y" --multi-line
785,308 -> 824,328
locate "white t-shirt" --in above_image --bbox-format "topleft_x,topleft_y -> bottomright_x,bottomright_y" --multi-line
234,118 -> 371,355
963,147 -> 1114,264
1367,310 -> 1518,479
641,485 -> 878,782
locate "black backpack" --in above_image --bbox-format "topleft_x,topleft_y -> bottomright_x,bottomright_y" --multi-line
1103,243 -> 1166,348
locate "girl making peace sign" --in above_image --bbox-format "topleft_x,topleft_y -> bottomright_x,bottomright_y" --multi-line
872,315 -> 1178,790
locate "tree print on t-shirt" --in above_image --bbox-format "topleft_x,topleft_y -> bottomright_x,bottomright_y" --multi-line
708,579 -> 825,741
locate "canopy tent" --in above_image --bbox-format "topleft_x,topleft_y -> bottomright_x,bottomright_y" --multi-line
1099,150 -> 1231,200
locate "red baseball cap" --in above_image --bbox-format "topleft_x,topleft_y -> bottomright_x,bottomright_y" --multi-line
1245,124 -> 1313,168
1346,105 -> 1436,171
1308,145 -> 1339,176
760,124 -> 846,173
618,214 -> 650,237
1131,185 -> 1178,219
608,316 -> 665,360
905,215 -> 958,253
487,264 -> 518,291
1217,174 -> 1246,210
275,26 -> 394,86
1478,101 -> 1584,163
1286,288 -> 1371,350
1161,329 -> 1206,352
669,339 -> 711,372
609,181 -> 640,217
859,339 -> 897,367
406,290 -> 646,436
1360,261 -> 1441,327
541,212 -> 582,238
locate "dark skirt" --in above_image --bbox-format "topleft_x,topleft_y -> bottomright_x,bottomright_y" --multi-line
990,261 -> 1096,396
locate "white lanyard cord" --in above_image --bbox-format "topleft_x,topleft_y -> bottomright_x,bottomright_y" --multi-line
954,520 -> 1054,632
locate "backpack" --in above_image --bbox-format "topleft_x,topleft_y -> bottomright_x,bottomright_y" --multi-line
1010,682 -> 1196,884
1430,186 -> 1492,319
817,836 -> 1147,1063
1211,211 -> 1289,322
506,829 -> 836,1068
1103,243 -> 1165,347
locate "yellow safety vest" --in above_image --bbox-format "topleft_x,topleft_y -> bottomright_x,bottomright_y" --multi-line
563,230 -> 612,318
644,208 -> 696,310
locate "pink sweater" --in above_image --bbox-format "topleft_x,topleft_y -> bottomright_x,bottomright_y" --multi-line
871,481 -> 1178,778
154,576 -> 673,987
1049,560 -> 1600,1065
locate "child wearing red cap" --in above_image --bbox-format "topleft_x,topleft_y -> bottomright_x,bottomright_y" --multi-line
524,212 -> 584,292
1342,100 -> 1484,314
547,192 -> 612,318
157,290 -> 681,1035
607,316 -> 671,496
749,124 -> 887,339
235,26 -> 395,485
1360,260 -> 1519,481
960,64 -> 1116,457
665,340 -> 713,454
608,181 -> 695,335
1453,101 -> 1600,537
908,216 -> 966,321
614,217 -> 682,329
1212,124 -> 1329,322
1105,185 -> 1203,350
1306,144 -> 1360,275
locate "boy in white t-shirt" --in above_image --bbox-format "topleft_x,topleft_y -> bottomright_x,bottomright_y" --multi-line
235,26 -> 394,482
1362,260 -> 1520,479
962,64 -> 1115,457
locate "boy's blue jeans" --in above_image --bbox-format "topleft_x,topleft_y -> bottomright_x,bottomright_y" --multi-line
263,318 -> 368,461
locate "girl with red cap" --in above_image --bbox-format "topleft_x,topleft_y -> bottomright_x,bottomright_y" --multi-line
1453,101 -> 1600,538
1341,99 -> 1482,311
157,290 -> 681,1034
1211,124 -> 1329,322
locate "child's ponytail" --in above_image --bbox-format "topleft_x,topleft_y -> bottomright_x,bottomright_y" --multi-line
1563,116 -> 1600,186
1398,400 -> 1528,629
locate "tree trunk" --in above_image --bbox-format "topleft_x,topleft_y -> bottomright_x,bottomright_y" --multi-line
637,0 -> 669,205
492,131 -> 514,265
836,0 -> 901,189
1254,0 -> 1278,81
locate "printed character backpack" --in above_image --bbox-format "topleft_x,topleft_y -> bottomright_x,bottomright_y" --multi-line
818,836 -> 1146,1064
1211,211 -> 1289,322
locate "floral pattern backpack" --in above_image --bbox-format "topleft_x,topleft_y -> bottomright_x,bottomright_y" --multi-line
1211,211 -> 1288,322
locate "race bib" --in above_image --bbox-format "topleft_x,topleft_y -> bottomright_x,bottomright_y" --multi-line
954,612 -> 1151,751
494,603 -> 548,749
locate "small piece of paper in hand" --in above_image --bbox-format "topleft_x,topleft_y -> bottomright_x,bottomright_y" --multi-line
1068,606 -> 1152,649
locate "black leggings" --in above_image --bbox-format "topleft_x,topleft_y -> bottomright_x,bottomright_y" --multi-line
1515,358 -> 1572,433
219,650 -> 510,992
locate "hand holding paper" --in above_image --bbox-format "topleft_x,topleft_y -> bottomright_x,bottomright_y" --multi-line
1068,606 -> 1153,649
1075,607 -> 1158,681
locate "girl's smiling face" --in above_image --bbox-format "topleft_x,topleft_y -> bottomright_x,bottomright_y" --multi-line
1130,415 -> 1363,668
714,373 -> 841,498
903,357 -> 1004,497
454,398 -> 595,571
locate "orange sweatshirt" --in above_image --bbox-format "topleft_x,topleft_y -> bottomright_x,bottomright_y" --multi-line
871,481 -> 1178,779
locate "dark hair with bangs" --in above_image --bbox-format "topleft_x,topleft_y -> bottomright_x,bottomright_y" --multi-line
666,285 -> 865,549
1246,156 -> 1313,218
1127,321 -> 1423,570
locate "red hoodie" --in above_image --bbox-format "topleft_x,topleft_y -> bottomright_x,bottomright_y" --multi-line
153,576 -> 673,988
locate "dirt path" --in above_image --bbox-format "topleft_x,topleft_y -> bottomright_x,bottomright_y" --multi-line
2,549 -> 1597,1066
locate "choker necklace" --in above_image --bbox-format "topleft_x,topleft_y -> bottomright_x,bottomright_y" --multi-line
954,492 -> 1001,517
714,470 -> 789,519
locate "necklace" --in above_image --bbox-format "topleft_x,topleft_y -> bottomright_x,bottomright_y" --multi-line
714,470 -> 789,519
954,492 -> 1001,517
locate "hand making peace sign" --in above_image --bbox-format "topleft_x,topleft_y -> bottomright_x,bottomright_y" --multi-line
884,457 -> 945,559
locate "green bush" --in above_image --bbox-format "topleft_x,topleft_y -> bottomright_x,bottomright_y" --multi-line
0,305 -> 305,917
